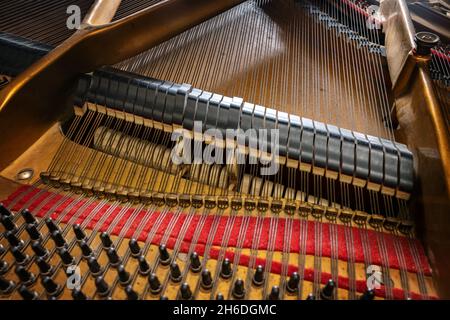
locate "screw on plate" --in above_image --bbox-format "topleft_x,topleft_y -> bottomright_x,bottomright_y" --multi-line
16,168 -> 34,181
414,32 -> 440,56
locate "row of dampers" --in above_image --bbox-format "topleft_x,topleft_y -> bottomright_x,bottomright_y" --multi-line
74,67 -> 414,200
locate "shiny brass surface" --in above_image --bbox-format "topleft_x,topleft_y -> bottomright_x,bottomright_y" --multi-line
381,0 -> 417,88
382,0 -> 450,298
0,0 -> 244,170
82,0 -> 122,26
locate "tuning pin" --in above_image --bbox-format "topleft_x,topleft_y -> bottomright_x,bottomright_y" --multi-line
268,285 -> 280,300
36,257 -> 54,276
170,262 -> 182,282
160,295 -> 169,300
73,224 -> 86,241
138,255 -> 150,275
87,256 -> 103,276
216,293 -> 225,300
0,260 -> 8,275
72,288 -> 87,300
58,247 -> 74,266
100,232 -> 113,248
107,247 -> 121,266
1,215 -> 16,231
220,258 -> 232,279
0,244 -> 4,255
148,273 -> 161,294
26,223 -> 42,241
190,252 -> 201,272
79,240 -> 92,258
125,285 -> 138,300
180,282 -> 192,300
18,284 -> 38,300
21,209 -> 36,224
252,265 -> 264,286
0,203 -> 12,217
15,265 -> 36,286
31,241 -> 48,258
5,230 -> 23,248
117,264 -> 131,285
11,246 -> 29,265
306,293 -> 316,300
320,279 -> 336,300
201,269 -> 213,290
128,238 -> 141,257
232,279 -> 245,299
286,272 -> 300,293
0,276 -> 15,295
360,289 -> 375,300
159,244 -> 170,265
51,230 -> 67,248
45,218 -> 59,233
95,276 -> 110,297
42,276 -> 62,297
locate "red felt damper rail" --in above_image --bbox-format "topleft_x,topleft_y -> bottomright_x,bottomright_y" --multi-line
2,186 -> 437,299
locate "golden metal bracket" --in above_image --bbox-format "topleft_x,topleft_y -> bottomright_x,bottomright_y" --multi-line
0,0 -> 244,170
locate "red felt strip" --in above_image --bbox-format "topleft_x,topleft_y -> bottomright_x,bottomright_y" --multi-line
2,185 -> 436,299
